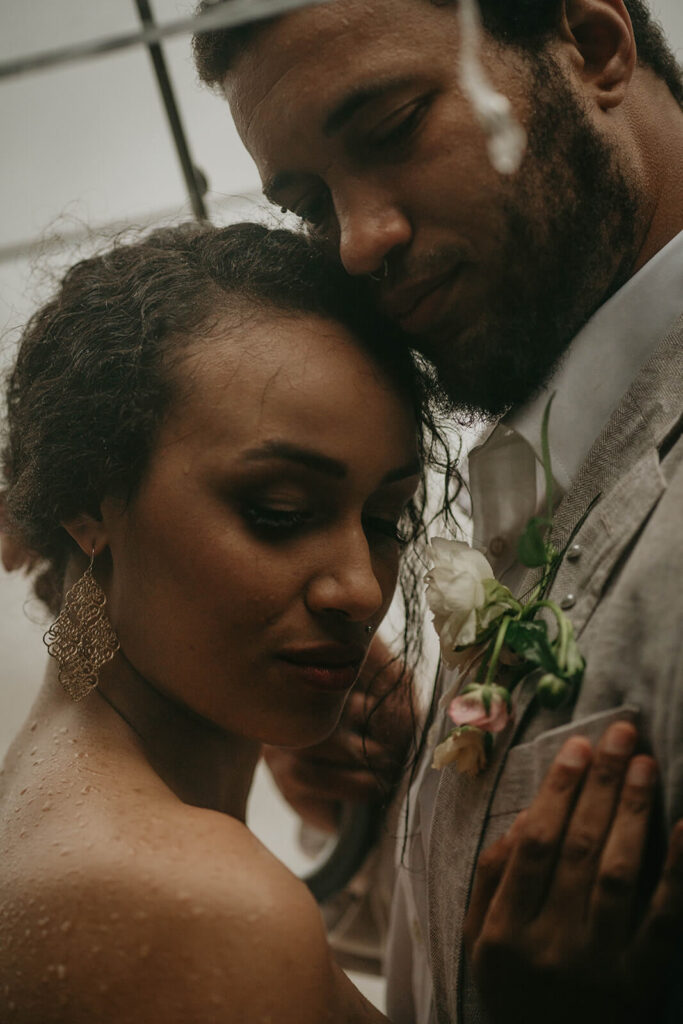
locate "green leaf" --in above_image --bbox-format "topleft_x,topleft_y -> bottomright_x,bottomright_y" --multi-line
536,672 -> 571,709
506,619 -> 557,673
561,632 -> 585,682
517,516 -> 551,568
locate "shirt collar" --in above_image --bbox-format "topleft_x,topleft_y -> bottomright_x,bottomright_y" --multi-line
506,228 -> 683,493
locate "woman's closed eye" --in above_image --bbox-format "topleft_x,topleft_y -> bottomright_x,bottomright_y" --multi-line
363,514 -> 409,548
243,502 -> 316,537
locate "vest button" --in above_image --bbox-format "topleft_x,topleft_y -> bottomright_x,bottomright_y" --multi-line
489,536 -> 506,557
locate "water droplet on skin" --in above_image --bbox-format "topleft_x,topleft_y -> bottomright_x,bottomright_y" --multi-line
19,829 -> 27,839
61,921 -> 72,933
30,747 -> 37,756
56,964 -> 67,979
19,787 -> 27,796
38,917 -> 50,927
59,727 -> 68,735
33,758 -> 44,766
29,721 -> 37,732
42,802 -> 52,812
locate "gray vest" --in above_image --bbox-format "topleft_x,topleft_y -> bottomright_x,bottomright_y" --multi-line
428,317 -> 683,1023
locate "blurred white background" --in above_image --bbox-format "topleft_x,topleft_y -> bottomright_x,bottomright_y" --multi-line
1,1 -> 682,1012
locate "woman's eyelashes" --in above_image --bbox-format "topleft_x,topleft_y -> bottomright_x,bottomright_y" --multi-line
363,514 -> 409,548
243,502 -> 315,536
242,499 -> 408,549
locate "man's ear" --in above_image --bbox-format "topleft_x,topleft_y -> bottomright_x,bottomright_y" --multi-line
61,514 -> 108,559
559,0 -> 636,109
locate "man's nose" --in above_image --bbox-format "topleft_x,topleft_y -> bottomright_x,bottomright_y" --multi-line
337,191 -> 412,277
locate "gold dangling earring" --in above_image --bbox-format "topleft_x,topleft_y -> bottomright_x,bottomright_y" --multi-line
43,546 -> 120,702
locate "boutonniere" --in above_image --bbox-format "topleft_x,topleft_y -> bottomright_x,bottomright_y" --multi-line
427,397 -> 586,776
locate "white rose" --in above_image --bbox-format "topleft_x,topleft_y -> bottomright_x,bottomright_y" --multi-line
425,538 -> 495,659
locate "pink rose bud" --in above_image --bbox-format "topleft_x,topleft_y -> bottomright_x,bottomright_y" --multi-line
448,683 -> 511,733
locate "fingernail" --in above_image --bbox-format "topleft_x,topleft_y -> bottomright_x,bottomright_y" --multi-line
627,756 -> 656,786
604,722 -> 637,756
557,737 -> 591,768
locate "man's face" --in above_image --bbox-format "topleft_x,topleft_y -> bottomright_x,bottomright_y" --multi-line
227,0 -> 642,416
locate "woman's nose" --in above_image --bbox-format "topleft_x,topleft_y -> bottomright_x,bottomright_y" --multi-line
336,190 -> 412,278
305,528 -> 385,624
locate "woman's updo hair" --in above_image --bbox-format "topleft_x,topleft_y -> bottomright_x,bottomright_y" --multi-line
2,222 -> 442,615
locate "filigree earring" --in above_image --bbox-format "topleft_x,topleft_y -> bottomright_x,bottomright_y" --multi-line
43,547 -> 120,702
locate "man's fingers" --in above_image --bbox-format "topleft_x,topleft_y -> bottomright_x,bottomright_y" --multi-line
544,722 -> 638,921
486,736 -> 592,926
629,819 -> 683,986
587,755 -> 657,946
465,828 -> 516,957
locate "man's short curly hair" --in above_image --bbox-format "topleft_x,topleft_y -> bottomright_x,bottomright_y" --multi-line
192,0 -> 682,108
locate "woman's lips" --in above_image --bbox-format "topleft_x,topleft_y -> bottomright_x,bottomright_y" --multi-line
277,644 -> 365,692
280,662 -> 361,691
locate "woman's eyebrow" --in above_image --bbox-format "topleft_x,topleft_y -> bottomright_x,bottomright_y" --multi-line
240,440 -> 347,479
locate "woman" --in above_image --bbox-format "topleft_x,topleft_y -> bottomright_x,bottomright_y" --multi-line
0,222 -> 679,1024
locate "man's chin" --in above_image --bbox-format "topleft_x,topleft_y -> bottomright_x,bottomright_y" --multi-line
411,323 -> 565,419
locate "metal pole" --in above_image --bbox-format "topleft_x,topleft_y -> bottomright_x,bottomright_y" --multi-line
134,0 -> 208,221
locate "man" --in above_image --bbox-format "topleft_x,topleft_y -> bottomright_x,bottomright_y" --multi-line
192,1 -> 683,1019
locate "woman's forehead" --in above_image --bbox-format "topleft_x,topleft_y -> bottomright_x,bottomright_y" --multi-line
162,312 -> 418,459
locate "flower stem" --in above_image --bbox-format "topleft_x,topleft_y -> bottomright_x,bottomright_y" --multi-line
534,599 -> 569,666
484,615 -> 511,685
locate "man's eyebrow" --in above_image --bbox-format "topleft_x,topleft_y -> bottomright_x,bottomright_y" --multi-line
240,440 -> 347,478
323,77 -> 414,137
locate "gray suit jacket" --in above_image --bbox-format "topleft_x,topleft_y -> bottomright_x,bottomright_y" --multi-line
428,316 -> 683,1023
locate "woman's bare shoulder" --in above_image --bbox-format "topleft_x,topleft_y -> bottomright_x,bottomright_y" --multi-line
1,802 -> 386,1024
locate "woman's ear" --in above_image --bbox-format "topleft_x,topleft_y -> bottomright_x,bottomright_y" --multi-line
559,0 -> 636,110
61,514 -> 109,559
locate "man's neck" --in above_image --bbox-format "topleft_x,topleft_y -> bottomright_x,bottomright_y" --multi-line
625,68 -> 683,274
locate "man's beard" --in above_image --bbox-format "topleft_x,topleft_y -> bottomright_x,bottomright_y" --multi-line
415,56 -> 645,419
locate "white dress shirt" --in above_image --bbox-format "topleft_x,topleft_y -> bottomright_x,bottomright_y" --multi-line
384,228 -> 683,1024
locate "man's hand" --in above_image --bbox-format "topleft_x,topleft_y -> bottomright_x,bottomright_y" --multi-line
263,638 -> 415,833
464,722 -> 683,1024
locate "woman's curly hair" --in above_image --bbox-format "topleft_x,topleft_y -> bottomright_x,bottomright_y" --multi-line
2,222 -> 459,673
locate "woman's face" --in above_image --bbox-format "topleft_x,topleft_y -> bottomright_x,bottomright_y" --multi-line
100,312 -> 420,747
